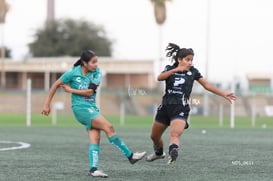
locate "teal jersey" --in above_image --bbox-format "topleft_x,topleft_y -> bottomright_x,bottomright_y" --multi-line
60,65 -> 102,108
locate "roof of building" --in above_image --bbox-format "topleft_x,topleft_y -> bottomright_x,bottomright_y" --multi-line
3,57 -> 155,74
246,73 -> 273,80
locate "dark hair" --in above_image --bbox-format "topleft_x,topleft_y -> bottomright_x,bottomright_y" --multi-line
74,50 -> 96,66
165,43 -> 194,67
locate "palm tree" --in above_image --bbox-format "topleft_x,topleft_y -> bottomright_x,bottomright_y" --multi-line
150,0 -> 171,25
150,0 -> 171,91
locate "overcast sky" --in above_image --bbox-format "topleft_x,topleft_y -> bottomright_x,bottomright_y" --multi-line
3,0 -> 273,84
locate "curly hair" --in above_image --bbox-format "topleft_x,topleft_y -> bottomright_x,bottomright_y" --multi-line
165,43 -> 194,67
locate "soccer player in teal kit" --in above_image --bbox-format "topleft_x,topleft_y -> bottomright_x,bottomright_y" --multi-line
42,50 -> 146,178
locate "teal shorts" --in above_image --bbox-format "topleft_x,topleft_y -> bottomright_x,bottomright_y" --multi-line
72,105 -> 100,130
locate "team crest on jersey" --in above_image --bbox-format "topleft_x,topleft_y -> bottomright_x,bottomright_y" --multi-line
187,71 -> 192,76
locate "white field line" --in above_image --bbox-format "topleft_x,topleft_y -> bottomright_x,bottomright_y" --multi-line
0,141 -> 31,151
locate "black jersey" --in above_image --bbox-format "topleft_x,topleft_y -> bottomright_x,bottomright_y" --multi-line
162,65 -> 203,105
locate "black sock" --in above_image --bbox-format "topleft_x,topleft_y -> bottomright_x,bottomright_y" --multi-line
90,167 -> 97,172
169,144 -> 179,154
154,145 -> 163,156
128,153 -> 133,160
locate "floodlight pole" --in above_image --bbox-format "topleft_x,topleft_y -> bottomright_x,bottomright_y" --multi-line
203,0 -> 211,116
219,103 -> 223,127
158,25 -> 165,93
230,78 -> 235,128
120,100 -> 125,126
251,92 -> 256,127
0,23 -> 5,88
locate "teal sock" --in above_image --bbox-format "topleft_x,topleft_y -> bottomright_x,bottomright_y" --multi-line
89,144 -> 100,170
108,135 -> 132,158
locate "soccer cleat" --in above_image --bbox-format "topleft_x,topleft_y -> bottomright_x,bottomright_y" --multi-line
129,151 -> 146,164
167,148 -> 178,165
88,170 -> 108,178
146,152 -> 166,162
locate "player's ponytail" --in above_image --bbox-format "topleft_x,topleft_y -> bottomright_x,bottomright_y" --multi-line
165,43 -> 180,67
73,59 -> 82,66
74,50 -> 96,67
165,43 -> 194,67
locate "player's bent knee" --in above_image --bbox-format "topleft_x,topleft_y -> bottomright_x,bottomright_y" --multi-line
105,124 -> 115,135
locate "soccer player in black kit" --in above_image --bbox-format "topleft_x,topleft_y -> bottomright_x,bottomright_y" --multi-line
146,43 -> 236,165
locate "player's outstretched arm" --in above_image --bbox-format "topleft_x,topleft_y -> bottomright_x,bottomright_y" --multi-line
197,77 -> 237,103
42,79 -> 64,116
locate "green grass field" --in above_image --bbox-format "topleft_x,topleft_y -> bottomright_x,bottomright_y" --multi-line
1,114 -> 273,180
0,113 -> 273,128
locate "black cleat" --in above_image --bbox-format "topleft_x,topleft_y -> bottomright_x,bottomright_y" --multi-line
167,148 -> 178,165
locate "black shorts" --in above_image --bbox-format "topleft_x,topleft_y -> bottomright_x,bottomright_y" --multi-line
155,104 -> 190,129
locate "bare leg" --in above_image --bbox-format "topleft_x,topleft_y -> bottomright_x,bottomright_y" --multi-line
150,121 -> 168,149
146,121 -> 168,161
91,115 -> 115,137
88,128 -> 100,144
168,119 -> 186,164
169,119 -> 186,146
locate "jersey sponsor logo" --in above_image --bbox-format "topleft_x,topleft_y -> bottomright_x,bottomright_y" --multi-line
174,73 -> 185,76
84,96 -> 95,102
167,89 -> 183,94
76,77 -> 81,82
174,77 -> 185,87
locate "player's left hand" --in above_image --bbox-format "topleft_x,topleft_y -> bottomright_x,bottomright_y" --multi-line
224,92 -> 237,103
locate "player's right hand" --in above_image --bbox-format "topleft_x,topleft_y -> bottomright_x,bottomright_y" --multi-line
41,105 -> 50,116
173,65 -> 189,73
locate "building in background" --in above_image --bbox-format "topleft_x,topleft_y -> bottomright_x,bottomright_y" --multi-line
1,58 -> 273,117
247,73 -> 273,94
2,57 -> 156,90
